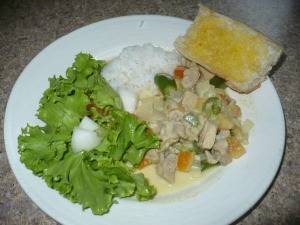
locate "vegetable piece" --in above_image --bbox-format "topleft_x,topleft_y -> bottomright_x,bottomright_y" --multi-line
230,125 -> 245,141
202,97 -> 222,116
209,76 -> 227,89
109,108 -> 160,165
241,119 -> 254,144
79,116 -> 99,131
216,113 -> 234,130
154,73 -> 177,100
44,151 -> 156,215
67,53 -> 123,109
183,113 -> 199,127
200,160 -> 220,171
138,158 -> 152,169
175,141 -> 204,154
71,127 -> 102,153
193,142 -> 204,154
241,119 -> 254,134
177,151 -> 195,172
18,53 -> 159,215
227,137 -> 245,158
117,87 -> 138,113
173,66 -> 185,79
18,90 -> 90,175
230,103 -> 242,118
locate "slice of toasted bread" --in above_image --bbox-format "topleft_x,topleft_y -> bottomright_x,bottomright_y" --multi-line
174,3 -> 283,93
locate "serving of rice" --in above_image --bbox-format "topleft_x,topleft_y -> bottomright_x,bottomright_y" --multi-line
101,43 -> 181,92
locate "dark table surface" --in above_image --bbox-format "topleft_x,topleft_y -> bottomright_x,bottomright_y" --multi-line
1,0 -> 299,224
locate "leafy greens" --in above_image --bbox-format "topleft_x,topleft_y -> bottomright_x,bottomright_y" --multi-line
18,53 -> 160,215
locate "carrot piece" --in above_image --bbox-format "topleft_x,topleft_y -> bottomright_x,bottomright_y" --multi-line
177,152 -> 195,172
138,158 -> 152,170
173,66 -> 185,79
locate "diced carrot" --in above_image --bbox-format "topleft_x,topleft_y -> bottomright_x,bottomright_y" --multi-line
177,151 -> 195,172
173,66 -> 185,79
227,137 -> 245,159
138,158 -> 152,170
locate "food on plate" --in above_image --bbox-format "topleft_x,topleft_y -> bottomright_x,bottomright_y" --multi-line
134,56 -> 253,184
18,53 -> 160,215
18,4 -> 274,212
101,43 -> 181,92
102,44 -> 253,184
18,41 -> 254,215
174,3 -> 283,93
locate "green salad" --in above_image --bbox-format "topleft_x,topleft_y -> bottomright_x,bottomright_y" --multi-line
18,53 -> 160,215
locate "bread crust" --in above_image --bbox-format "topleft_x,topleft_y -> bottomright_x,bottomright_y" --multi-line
174,3 -> 283,93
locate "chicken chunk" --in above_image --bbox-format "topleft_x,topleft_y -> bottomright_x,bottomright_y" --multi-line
213,139 -> 228,154
205,150 -> 218,164
184,123 -> 200,141
164,99 -> 179,112
198,120 -> 218,149
156,150 -> 178,183
181,66 -> 201,89
211,149 -> 232,165
159,121 -> 181,141
181,91 -> 199,111
168,110 -> 185,122
216,130 -> 230,140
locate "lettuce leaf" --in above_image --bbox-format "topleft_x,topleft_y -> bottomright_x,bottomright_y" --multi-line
18,125 -> 68,175
18,53 -> 159,215
110,108 -> 160,165
44,150 -> 155,214
38,91 -> 90,131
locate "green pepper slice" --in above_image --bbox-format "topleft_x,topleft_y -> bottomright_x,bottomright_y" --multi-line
154,73 -> 177,100
200,160 -> 220,171
202,97 -> 222,116
209,76 -> 227,89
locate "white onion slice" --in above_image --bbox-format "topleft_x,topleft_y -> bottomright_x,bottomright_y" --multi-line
117,87 -> 138,113
79,116 -> 99,131
71,127 -> 101,153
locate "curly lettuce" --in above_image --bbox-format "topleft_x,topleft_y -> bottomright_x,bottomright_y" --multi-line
18,53 -> 160,215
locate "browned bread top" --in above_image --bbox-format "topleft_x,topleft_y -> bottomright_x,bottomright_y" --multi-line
174,4 -> 283,93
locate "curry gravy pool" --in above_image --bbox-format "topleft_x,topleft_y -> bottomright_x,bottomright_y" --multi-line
134,165 -> 223,204
138,165 -> 201,194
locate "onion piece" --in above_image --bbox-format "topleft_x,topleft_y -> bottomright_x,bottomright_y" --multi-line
117,87 -> 138,113
242,119 -> 254,134
79,116 -> 99,131
71,126 -> 101,153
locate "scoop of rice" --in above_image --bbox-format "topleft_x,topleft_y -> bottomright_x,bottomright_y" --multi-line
101,43 -> 181,92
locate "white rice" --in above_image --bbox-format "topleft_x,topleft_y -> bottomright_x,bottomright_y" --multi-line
101,43 -> 181,92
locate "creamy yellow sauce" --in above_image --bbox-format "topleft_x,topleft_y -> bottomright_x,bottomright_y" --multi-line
137,164 -> 203,194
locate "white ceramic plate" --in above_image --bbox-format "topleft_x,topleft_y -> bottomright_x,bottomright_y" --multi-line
4,15 -> 285,225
